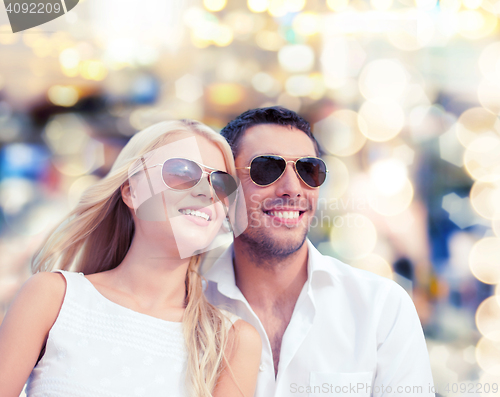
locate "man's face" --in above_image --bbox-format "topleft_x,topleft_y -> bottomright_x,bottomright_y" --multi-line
234,124 -> 320,258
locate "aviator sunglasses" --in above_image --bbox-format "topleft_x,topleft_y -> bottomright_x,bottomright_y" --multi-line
140,157 -> 238,207
236,155 -> 328,188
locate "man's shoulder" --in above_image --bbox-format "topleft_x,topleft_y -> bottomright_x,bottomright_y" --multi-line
311,247 -> 403,303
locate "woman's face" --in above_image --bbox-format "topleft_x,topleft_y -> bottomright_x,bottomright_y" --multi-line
126,133 -> 229,258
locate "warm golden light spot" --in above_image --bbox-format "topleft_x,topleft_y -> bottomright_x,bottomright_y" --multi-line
470,180 -> 500,220
476,337 -> 500,375
350,253 -> 393,279
314,110 -> 367,157
330,213 -> 377,260
248,0 -> 269,12
476,296 -> 500,341
327,0 -> 350,11
464,134 -> 500,182
370,178 -> 414,216
47,86 -> 79,107
358,99 -> 405,142
469,237 -> 500,284
322,156 -> 350,199
207,83 -> 245,105
456,107 -> 500,148
204,0 -> 227,12
359,59 -> 407,100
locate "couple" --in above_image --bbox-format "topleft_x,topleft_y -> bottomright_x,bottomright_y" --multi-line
0,107 -> 434,397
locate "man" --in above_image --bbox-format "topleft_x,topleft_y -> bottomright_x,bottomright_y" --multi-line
204,106 -> 435,397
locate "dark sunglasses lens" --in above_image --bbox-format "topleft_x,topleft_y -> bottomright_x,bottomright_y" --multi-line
162,159 -> 202,190
250,156 -> 286,186
211,171 -> 238,207
296,158 -> 327,188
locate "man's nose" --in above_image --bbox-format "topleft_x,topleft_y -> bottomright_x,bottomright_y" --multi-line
274,162 -> 303,198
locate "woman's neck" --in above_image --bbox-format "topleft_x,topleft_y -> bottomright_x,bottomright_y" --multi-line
104,234 -> 191,314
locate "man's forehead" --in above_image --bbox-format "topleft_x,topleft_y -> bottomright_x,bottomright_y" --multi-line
238,124 -> 316,159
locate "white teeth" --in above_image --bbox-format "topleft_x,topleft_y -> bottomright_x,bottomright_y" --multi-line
180,209 -> 210,221
269,211 -> 299,219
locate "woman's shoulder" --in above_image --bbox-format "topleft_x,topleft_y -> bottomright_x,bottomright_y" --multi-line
218,311 -> 261,354
21,271 -> 67,300
2,272 -> 67,344
231,319 -> 261,346
12,272 -> 67,322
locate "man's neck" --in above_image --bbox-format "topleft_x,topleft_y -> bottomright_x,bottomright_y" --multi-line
232,238 -> 309,308
232,238 -> 309,377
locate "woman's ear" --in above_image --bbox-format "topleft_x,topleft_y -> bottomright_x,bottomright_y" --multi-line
120,181 -> 135,210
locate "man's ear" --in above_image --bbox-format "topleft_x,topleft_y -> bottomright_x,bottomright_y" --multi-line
120,181 -> 135,210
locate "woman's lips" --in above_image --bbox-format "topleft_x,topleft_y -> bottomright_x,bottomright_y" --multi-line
178,207 -> 213,227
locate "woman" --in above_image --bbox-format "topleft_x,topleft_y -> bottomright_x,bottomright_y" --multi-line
0,120 -> 261,397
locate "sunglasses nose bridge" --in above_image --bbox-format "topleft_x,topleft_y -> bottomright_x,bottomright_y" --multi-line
203,171 -> 219,201
187,170 -> 213,198
275,160 -> 304,190
285,160 -> 301,179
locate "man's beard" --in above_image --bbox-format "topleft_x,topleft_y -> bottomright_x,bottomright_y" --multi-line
237,222 -> 308,268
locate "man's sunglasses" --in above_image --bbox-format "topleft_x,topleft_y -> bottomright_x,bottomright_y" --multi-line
236,155 -> 328,188
141,157 -> 238,207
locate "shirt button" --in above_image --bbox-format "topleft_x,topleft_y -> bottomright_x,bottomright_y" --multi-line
259,364 -> 265,372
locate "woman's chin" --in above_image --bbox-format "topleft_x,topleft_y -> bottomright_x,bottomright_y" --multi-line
175,240 -> 211,258
173,231 -> 218,258
168,215 -> 223,258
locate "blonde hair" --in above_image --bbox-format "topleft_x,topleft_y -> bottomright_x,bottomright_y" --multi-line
32,119 -> 236,396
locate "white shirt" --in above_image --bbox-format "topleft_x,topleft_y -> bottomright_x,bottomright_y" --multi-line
204,240 -> 435,397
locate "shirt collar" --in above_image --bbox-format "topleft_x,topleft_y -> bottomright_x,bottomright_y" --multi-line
204,238 -> 338,300
204,244 -> 244,301
306,239 -> 339,285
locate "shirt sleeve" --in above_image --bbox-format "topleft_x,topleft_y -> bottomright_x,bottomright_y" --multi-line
373,282 -> 435,397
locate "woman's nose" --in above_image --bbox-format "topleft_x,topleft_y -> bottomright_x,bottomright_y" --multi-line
190,174 -> 214,201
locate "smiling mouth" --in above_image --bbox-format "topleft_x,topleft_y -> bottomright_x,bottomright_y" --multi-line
179,209 -> 211,221
263,210 -> 305,219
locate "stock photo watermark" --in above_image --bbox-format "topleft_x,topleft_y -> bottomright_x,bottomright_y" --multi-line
247,195 -> 378,229
3,0 -> 79,33
290,382 -> 499,395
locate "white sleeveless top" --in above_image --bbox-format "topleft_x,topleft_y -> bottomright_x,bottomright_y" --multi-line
26,270 -> 239,397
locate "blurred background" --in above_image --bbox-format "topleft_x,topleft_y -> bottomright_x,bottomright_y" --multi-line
1,0 -> 500,395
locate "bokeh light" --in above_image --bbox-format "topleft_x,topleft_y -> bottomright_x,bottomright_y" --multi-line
330,213 -> 378,260
358,98 -> 405,142
278,44 -> 315,73
326,0 -> 350,11
469,237 -> 500,284
358,59 -> 407,100
204,0 -> 227,12
292,12 -> 321,36
470,180 -> 500,220
476,337 -> 500,375
350,253 -> 393,279
476,296 -> 500,341
321,156 -> 350,199
248,0 -> 269,12
464,133 -> 500,182
314,110 -> 367,157
47,86 -> 79,107
456,107 -> 500,148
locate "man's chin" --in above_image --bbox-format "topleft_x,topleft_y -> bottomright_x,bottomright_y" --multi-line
239,226 -> 308,260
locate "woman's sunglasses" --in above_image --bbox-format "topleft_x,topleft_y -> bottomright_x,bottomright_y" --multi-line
236,155 -> 328,188
141,157 -> 238,207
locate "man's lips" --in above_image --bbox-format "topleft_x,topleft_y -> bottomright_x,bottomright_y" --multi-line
262,208 -> 307,223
